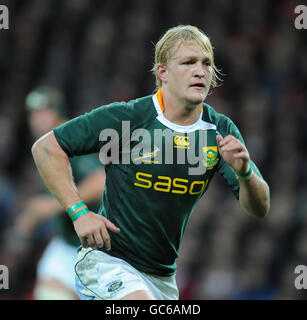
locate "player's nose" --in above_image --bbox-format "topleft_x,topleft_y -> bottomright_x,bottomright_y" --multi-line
193,61 -> 205,77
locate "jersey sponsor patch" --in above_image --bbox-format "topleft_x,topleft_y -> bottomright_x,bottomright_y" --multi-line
134,171 -> 209,195
133,145 -> 161,164
173,135 -> 190,149
107,280 -> 123,293
203,146 -> 219,170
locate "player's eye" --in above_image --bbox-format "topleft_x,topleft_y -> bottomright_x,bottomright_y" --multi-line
182,60 -> 194,65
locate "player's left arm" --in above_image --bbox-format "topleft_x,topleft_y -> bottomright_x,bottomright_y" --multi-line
217,134 -> 270,218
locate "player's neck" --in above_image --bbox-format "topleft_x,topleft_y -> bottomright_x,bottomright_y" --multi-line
161,88 -> 202,126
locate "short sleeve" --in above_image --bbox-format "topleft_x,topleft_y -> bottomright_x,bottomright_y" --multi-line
53,101 -> 133,157
216,117 -> 263,200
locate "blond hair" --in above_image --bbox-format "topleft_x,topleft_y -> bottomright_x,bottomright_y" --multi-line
152,25 -> 222,91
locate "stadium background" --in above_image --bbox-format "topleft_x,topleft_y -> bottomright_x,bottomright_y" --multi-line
0,0 -> 306,299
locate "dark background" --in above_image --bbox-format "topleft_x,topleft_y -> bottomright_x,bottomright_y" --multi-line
0,0 -> 306,299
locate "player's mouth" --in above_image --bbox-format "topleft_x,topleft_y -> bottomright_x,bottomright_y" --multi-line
190,82 -> 206,90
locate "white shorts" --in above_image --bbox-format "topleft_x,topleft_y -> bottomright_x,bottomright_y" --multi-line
75,247 -> 179,300
36,236 -> 78,292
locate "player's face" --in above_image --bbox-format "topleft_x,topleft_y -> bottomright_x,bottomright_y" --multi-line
164,41 -> 213,108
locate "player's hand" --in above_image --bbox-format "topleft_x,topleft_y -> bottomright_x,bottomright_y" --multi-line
216,134 -> 250,175
73,212 -> 120,250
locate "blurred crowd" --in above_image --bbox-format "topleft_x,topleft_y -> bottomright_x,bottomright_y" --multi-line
0,0 -> 306,299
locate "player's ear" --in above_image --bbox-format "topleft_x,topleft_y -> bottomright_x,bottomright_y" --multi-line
156,63 -> 168,84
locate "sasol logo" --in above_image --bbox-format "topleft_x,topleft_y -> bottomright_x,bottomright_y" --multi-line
294,265 -> 307,289
294,5 -> 307,29
134,171 -> 209,195
174,135 -> 189,149
0,265 -> 9,290
0,5 -> 9,30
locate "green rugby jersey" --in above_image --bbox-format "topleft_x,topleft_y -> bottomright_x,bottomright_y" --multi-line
53,90 -> 262,276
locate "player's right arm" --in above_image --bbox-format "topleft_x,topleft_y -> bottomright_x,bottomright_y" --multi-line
31,131 -> 120,249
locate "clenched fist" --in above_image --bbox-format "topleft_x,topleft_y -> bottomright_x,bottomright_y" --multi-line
216,134 -> 250,175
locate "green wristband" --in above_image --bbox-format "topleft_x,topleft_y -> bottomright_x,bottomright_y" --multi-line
235,166 -> 253,180
67,201 -> 86,215
70,207 -> 90,221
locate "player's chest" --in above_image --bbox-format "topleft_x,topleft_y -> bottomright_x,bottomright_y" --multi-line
125,121 -> 220,181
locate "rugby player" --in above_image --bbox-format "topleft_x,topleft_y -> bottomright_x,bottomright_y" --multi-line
31,26 -> 270,300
